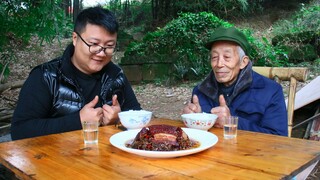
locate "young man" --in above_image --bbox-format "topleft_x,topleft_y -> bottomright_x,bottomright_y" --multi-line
183,27 -> 288,136
11,6 -> 141,140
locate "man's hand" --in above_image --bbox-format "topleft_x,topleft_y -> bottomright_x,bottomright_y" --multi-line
101,95 -> 121,125
182,95 -> 202,114
211,95 -> 231,128
80,96 -> 103,123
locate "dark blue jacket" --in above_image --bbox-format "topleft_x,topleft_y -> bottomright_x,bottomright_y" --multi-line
193,62 -> 288,136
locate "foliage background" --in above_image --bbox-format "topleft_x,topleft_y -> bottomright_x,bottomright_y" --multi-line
0,0 -> 319,83
0,0 -> 72,83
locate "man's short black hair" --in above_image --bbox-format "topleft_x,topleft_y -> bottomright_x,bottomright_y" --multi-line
74,6 -> 119,34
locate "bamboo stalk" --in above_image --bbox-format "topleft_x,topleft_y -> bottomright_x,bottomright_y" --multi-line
0,80 -> 25,94
287,77 -> 297,137
0,114 -> 13,122
252,67 -> 308,82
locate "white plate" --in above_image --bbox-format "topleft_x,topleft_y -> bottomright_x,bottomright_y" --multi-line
109,128 -> 218,158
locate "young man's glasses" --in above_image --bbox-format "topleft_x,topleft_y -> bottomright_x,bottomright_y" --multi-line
75,32 -> 116,56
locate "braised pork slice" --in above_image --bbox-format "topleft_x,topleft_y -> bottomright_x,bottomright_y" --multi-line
128,124 -> 194,151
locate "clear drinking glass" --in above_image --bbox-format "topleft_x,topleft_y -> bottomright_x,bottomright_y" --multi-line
82,121 -> 99,144
223,116 -> 238,139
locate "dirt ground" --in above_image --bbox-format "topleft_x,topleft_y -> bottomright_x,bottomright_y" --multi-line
133,83 -> 195,120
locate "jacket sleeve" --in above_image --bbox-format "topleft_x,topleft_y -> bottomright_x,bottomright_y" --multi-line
192,81 -> 288,136
235,83 -> 288,136
11,68 -> 82,140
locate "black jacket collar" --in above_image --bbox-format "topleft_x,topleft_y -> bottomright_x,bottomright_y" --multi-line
198,61 -> 253,105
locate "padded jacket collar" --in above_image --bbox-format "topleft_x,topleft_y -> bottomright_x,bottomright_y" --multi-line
198,61 -> 255,105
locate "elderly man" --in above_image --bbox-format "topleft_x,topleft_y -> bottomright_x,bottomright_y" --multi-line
183,27 -> 288,136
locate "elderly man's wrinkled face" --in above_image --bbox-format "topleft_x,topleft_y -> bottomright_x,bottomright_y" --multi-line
210,41 -> 248,87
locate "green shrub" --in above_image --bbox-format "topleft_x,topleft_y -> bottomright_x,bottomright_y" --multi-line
0,0 -> 71,83
122,12 -> 287,81
272,3 -> 320,63
273,3 -> 320,35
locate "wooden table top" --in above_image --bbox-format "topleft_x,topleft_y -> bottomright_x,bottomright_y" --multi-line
0,118 -> 319,180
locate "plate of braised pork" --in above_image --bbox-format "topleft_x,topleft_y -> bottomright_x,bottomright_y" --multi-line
109,124 -> 218,158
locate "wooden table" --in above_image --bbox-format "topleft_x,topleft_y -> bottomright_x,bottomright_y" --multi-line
0,118 -> 319,179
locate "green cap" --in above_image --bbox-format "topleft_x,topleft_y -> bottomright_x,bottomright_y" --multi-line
205,27 -> 251,55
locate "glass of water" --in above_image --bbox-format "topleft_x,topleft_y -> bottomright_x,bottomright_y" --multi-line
223,116 -> 238,139
81,121 -> 99,144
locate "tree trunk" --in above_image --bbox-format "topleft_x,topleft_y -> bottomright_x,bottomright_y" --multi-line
73,0 -> 80,23
61,0 -> 71,17
123,0 -> 130,26
152,0 -> 159,22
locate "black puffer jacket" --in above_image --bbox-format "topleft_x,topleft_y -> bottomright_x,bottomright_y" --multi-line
42,55 -> 126,118
11,45 -> 141,140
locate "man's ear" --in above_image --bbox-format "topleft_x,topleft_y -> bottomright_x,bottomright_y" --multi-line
72,32 -> 77,46
240,56 -> 249,69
